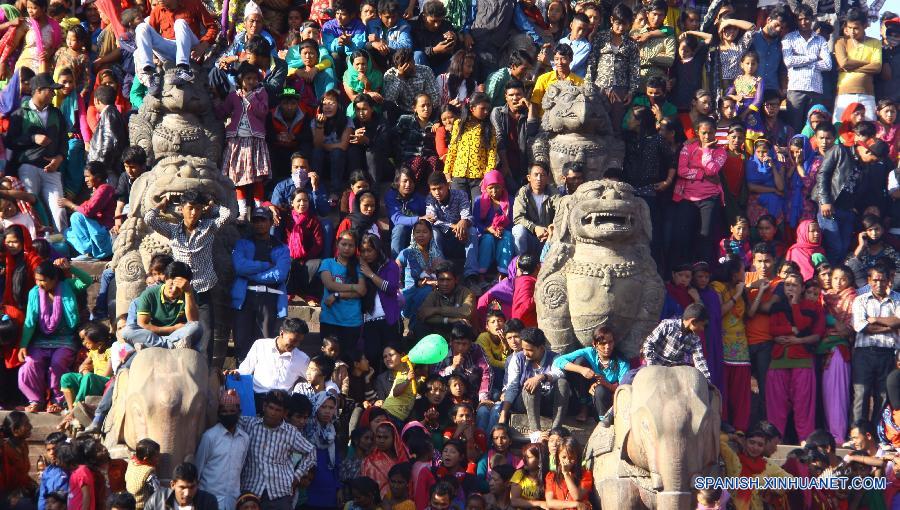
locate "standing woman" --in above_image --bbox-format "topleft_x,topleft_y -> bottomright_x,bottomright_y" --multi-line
304,391 -> 341,510
319,230 -> 367,353
0,0 -> 61,78
671,116 -> 728,264
710,255 -> 750,432
359,233 -> 402,372
678,89 -> 715,141
785,219 -> 824,281
16,260 -> 80,413
445,92 -> 498,202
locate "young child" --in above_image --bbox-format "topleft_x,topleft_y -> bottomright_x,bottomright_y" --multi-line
322,0 -> 367,66
719,215 -> 752,268
220,62 -> 272,221
696,487 -> 729,509
124,438 -> 160,510
558,13 -> 591,77
473,170 -> 514,279
294,355 -> 341,398
346,348 -> 377,409
714,98 -> 739,146
412,374 -> 452,436
58,161 -> 115,260
447,374 -> 474,408
753,214 -> 785,262
37,432 -> 69,510
53,25 -> 90,98
672,35 -> 707,111
728,51 -> 764,143
445,92 -> 498,201
511,254 -> 538,328
1,412 -> 35,496
442,403 -> 487,463
642,302 -> 712,382
345,476 -> 381,510
876,99 -> 898,164
86,84 -> 126,170
321,335 -> 350,392
267,88 -> 306,182
662,263 -> 695,319
382,463 -> 415,510
476,310 -> 508,398
745,139 -> 784,226
407,432 -> 437,509
59,321 -> 112,412
434,103 -> 459,161
364,0 -> 413,70
113,146 -> 148,235
545,437 -> 592,508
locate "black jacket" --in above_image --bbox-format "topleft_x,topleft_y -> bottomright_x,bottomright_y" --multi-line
490,104 -> 535,178
813,143 -> 857,207
5,100 -> 67,168
87,105 -> 127,169
144,487 -> 219,510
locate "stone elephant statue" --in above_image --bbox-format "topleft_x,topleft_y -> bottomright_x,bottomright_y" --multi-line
586,366 -> 721,510
104,348 -> 219,478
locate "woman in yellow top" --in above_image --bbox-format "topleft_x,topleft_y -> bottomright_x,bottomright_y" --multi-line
60,321 -> 113,413
444,92 -> 498,202
720,430 -> 791,510
476,310 -> 510,398
710,255 -> 751,433
510,443 -> 547,508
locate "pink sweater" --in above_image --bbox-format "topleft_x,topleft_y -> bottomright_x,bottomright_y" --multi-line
219,87 -> 269,137
673,141 -> 728,203
78,184 -> 116,229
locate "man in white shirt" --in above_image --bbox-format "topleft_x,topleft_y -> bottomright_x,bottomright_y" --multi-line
194,389 -> 250,510
229,318 -> 311,404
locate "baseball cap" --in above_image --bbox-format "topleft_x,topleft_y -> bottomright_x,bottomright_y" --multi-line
281,87 -> 300,99
250,206 -> 273,221
30,73 -> 62,91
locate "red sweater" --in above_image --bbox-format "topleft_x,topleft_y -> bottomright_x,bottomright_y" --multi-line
512,274 -> 537,327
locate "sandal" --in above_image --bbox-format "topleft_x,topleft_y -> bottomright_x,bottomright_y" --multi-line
23,402 -> 43,413
46,402 -> 64,414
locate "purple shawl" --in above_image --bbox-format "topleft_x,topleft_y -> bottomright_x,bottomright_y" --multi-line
699,286 -> 724,394
38,283 -> 62,335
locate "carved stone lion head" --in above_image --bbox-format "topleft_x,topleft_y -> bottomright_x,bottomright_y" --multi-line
555,179 -> 652,245
130,155 -> 238,223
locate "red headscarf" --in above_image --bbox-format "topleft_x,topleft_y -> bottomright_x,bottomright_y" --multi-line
3,225 -> 41,310
94,0 -> 126,39
361,421 -> 409,496
785,219 -> 824,280
839,103 -> 865,147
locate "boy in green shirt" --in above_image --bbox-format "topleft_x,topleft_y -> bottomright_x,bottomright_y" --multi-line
122,261 -> 203,350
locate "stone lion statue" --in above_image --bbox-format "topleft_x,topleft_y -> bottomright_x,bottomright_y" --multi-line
530,81 -> 623,185
535,179 -> 663,359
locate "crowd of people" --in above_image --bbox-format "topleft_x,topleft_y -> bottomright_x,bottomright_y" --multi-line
0,0 -> 897,507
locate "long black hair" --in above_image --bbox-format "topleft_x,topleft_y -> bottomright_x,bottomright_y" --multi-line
360,233 -> 386,314
458,91 -> 493,148
446,50 -> 476,102
335,230 -> 359,284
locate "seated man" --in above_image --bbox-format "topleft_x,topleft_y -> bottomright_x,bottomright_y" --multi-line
512,163 -> 557,256
122,261 -> 204,351
382,48 -> 440,117
415,261 -> 476,339
426,172 -> 479,281
134,0 -> 218,94
497,327 -> 570,437
230,318 -> 311,400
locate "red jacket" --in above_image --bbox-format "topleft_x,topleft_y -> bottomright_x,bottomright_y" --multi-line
512,274 -> 537,328
148,0 -> 218,44
769,299 -> 825,360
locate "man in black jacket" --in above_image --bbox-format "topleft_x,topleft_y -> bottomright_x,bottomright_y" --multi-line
145,462 -> 219,510
4,73 -> 68,234
813,121 -> 858,263
490,80 -> 535,189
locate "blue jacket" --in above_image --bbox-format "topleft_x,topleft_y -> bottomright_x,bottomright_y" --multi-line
322,18 -> 366,57
385,189 -> 426,228
270,178 -> 331,216
37,464 -> 68,510
366,19 -> 413,50
230,237 -> 291,317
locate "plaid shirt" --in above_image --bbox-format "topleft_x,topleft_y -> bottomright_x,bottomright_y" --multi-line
586,31 -> 641,94
642,318 -> 711,381
382,64 -> 440,113
852,291 -> 900,350
782,31 -> 832,94
238,416 -> 315,499
145,205 -> 232,293
425,189 -> 473,233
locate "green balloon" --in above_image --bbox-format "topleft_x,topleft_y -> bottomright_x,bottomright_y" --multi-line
407,334 -> 449,364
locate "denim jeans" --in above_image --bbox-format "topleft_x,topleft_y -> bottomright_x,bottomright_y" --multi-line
121,322 -> 203,350
91,269 -> 116,320
433,226 -> 479,277
135,19 -> 198,71
391,224 -> 413,259
818,208 -> 856,264
312,147 -> 347,194
477,229 -> 515,274
852,346 -> 895,423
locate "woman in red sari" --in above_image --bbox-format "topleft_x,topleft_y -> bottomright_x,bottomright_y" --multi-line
361,421 -> 409,496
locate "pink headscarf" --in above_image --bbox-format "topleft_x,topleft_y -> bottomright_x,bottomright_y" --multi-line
479,170 -> 510,230
785,219 -> 824,280
29,16 -> 61,60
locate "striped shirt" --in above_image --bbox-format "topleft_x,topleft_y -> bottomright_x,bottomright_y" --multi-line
782,31 -> 832,94
238,416 -> 315,499
851,291 -> 900,350
642,318 -> 712,381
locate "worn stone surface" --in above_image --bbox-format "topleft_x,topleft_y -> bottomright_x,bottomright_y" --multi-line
585,366 -> 721,510
103,348 -> 218,478
535,179 -> 663,359
531,81 -> 622,185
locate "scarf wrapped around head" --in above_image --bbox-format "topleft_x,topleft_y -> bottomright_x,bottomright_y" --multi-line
839,102 -> 865,147
30,16 -> 62,60
479,170 -> 510,230
349,190 -> 378,239
746,146 -> 785,218
785,219 -> 824,280
787,134 -> 815,227
94,0 -> 125,39
801,104 -> 830,139
304,391 -> 338,469
342,50 -> 383,94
